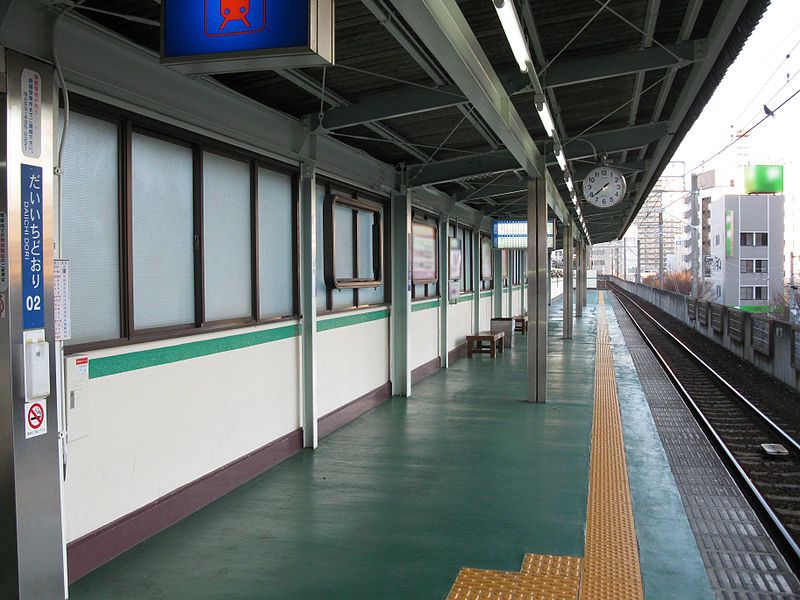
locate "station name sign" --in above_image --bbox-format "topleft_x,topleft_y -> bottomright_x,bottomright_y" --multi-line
161,0 -> 334,74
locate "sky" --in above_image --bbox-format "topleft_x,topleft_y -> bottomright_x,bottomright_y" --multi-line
673,0 -> 800,194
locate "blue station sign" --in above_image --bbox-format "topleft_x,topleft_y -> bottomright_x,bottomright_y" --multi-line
162,0 -> 334,74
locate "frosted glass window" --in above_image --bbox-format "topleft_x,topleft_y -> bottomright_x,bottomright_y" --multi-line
333,289 -> 355,309
132,134 -> 195,329
61,112 -> 121,344
316,185 -> 327,311
258,168 -> 294,319
334,204 -> 354,279
357,210 -> 375,279
359,284 -> 384,305
203,152 -> 252,321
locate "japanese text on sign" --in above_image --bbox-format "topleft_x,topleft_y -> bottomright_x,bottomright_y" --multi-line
0,211 -> 7,291
21,69 -> 41,159
21,164 -> 45,330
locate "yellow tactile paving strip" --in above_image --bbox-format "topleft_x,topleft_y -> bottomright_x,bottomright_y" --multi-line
520,554 -> 581,581
579,294 -> 643,600
447,565 -> 580,600
445,293 -> 643,600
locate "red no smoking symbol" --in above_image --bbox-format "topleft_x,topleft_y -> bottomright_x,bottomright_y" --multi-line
27,402 -> 44,430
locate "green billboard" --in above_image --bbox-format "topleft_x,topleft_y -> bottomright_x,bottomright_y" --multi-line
744,165 -> 784,194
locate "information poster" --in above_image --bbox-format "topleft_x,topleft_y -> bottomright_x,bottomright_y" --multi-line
448,237 -> 462,281
412,221 -> 437,283
481,237 -> 493,280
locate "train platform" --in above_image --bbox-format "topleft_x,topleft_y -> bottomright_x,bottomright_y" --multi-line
65,290 -> 784,600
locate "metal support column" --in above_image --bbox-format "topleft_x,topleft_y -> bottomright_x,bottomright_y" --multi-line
575,240 -> 583,318
472,229 -> 480,332
390,186 -> 411,397
582,244 -> 588,307
439,216 -> 449,368
0,51 -> 67,599
521,251 -> 526,316
658,209 -> 664,289
547,249 -> 552,305
507,254 -> 513,317
300,149 -> 318,449
527,178 -> 547,403
563,220 -> 573,339
493,248 -> 503,317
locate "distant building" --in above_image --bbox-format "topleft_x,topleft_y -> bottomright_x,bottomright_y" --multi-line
708,194 -> 784,308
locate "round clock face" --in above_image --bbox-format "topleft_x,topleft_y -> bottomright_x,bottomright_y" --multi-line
582,167 -> 627,208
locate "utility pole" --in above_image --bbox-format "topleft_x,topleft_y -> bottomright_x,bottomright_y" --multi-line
623,237 -> 627,282
658,209 -> 664,289
690,174 -> 700,298
636,239 -> 641,284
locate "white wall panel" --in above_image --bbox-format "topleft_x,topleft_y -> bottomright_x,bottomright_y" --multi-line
316,313 -> 390,417
64,324 -> 300,543
479,296 -> 493,331
447,299 -> 473,351
411,307 -> 439,370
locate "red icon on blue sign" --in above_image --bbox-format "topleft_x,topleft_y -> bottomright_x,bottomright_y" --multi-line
205,0 -> 266,36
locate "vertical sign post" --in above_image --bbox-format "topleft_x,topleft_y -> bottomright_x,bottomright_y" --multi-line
0,51 -> 66,599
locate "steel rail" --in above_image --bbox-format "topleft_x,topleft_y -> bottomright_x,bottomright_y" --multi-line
610,285 -> 800,573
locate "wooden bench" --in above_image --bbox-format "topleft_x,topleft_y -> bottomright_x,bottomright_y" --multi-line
513,316 -> 529,334
466,332 -> 505,358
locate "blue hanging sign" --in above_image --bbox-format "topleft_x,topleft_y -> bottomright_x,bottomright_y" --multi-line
21,164 -> 44,330
161,0 -> 334,74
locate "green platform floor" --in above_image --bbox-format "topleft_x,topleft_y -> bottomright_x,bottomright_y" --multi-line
70,292 -> 710,600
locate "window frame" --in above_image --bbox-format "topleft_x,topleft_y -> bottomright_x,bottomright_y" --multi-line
63,96 -> 300,355
323,193 -> 384,290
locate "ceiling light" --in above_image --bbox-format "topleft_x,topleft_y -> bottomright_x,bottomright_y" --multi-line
565,175 -> 574,193
493,0 -> 532,73
537,102 -> 556,138
555,145 -> 567,171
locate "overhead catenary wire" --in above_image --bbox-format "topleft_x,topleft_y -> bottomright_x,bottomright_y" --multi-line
639,86 -> 800,225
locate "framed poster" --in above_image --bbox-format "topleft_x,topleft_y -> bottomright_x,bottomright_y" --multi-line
480,236 -> 493,280
449,237 -> 463,281
412,221 -> 437,284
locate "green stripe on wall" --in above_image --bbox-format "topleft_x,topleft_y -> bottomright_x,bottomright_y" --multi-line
89,324 -> 302,379
456,293 -> 475,304
317,309 -> 389,332
412,300 -> 439,313
480,291 -> 493,298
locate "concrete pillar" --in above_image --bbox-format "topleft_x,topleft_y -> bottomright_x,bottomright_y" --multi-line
439,216 -> 450,368
527,178 -> 547,403
300,155 -> 318,449
563,220 -> 573,339
583,244 -> 589,306
390,187 -> 411,397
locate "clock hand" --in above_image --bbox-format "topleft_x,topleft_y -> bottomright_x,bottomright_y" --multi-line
599,182 -> 610,193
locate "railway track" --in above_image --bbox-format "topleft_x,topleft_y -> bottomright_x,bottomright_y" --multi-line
610,285 -> 800,571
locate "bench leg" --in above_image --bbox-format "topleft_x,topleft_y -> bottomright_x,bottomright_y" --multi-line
499,339 -> 504,353
467,341 -> 473,358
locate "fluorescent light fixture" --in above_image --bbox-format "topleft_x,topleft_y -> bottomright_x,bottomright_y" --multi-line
565,175 -> 574,193
555,145 -> 567,171
537,102 -> 556,137
493,0 -> 532,73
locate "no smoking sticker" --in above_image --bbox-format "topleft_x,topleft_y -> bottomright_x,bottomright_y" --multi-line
25,400 -> 46,439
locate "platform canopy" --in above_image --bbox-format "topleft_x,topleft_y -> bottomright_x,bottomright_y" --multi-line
76,0 -> 766,243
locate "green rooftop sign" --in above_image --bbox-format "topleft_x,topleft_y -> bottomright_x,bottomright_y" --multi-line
744,165 -> 784,194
